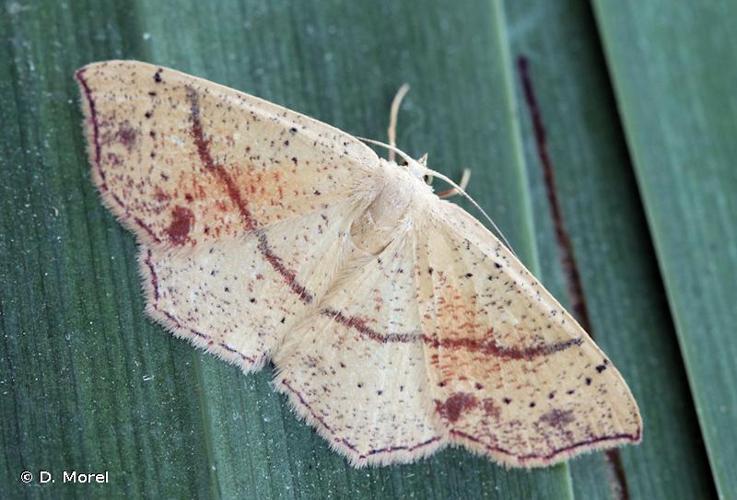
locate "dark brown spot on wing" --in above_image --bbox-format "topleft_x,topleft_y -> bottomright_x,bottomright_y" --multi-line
166,206 -> 195,244
435,392 -> 478,423
115,121 -> 138,151
482,398 -> 501,419
539,408 -> 575,428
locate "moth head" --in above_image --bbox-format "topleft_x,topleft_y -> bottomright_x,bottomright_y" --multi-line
407,156 -> 430,181
357,136 -> 433,184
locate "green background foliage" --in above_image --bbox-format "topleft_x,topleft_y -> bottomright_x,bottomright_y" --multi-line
0,1 -> 733,498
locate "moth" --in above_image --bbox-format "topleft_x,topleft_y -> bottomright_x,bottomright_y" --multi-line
75,60 -> 641,468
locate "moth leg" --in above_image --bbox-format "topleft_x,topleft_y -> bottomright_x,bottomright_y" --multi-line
387,83 -> 411,163
437,168 -> 471,199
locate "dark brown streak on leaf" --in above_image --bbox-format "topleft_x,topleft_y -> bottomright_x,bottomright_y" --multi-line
516,54 -> 630,500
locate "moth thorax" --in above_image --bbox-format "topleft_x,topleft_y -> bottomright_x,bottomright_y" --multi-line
349,162 -> 418,255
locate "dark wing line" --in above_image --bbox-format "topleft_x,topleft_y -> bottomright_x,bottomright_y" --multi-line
187,88 -> 315,304
450,428 -> 641,464
320,305 -> 581,360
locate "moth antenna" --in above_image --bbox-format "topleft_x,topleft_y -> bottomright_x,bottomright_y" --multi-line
387,83 -> 411,163
422,166 -> 518,257
437,168 -> 471,198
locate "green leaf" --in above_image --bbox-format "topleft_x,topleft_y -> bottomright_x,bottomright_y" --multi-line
6,0 -> 734,498
505,1 -> 715,499
1,0 -> 572,498
592,1 -> 737,497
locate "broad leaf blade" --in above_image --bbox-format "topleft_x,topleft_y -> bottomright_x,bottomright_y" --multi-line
505,1 -> 715,498
592,1 -> 737,497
